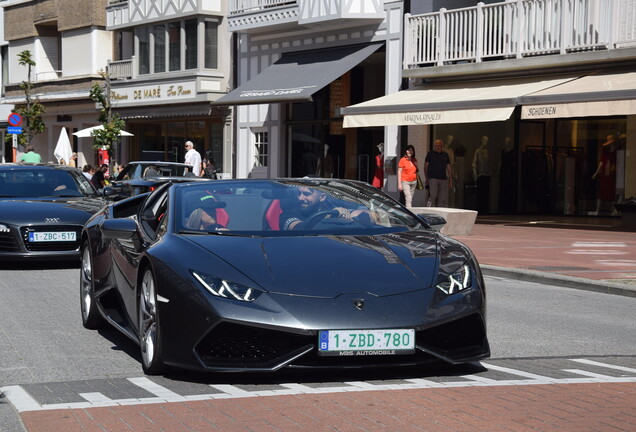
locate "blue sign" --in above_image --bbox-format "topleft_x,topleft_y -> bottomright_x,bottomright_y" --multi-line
7,126 -> 22,134
8,113 -> 22,126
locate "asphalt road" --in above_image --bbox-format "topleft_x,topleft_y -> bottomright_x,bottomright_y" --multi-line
1,264 -> 635,432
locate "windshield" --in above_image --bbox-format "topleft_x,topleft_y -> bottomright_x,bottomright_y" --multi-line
0,167 -> 97,198
173,179 -> 424,236
117,163 -> 192,180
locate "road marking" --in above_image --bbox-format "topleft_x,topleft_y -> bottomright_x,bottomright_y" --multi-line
3,358 -> 636,413
0,386 -> 41,412
461,375 -> 498,383
128,377 -> 186,401
210,384 -> 253,397
572,242 -> 626,247
563,369 -> 621,379
480,362 -> 557,381
570,358 -> 636,373
79,392 -> 113,403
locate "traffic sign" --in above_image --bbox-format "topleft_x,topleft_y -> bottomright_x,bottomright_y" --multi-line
7,113 -> 22,127
7,126 -> 22,134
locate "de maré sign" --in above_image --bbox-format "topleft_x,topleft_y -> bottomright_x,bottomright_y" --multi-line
110,81 -> 196,105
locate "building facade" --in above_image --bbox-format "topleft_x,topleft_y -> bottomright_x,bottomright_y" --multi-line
105,0 -> 233,177
223,0 -> 405,186
2,0 -> 114,167
342,0 -> 636,216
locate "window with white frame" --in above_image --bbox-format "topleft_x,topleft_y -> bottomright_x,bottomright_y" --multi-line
137,18 -> 217,75
253,131 -> 269,168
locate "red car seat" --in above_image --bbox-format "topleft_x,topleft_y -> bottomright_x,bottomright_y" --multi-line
215,207 -> 229,228
265,199 -> 282,230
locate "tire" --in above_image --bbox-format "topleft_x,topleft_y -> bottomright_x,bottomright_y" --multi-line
80,242 -> 106,329
139,267 -> 165,375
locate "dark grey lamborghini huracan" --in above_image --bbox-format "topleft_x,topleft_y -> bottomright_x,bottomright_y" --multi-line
80,178 -> 489,374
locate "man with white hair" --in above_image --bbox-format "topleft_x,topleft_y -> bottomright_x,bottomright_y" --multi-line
184,140 -> 202,176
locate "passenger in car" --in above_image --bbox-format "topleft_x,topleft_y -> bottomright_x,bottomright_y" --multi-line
184,193 -> 228,231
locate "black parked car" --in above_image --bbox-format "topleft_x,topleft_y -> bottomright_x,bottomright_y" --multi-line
80,178 -> 489,374
107,161 -> 206,198
0,164 -> 104,260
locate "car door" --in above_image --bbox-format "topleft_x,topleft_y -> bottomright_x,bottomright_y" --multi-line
109,183 -> 171,330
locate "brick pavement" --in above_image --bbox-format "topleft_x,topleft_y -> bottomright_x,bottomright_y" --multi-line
19,382 -> 636,432
453,224 -> 636,285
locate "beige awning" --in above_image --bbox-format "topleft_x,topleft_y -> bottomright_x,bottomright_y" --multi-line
342,76 -> 577,128
520,71 -> 636,119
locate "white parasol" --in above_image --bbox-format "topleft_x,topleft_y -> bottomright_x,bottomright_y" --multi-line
54,127 -> 73,164
72,125 -> 134,138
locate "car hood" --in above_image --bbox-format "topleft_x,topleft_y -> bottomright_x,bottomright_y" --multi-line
186,231 -> 439,297
0,198 -> 105,224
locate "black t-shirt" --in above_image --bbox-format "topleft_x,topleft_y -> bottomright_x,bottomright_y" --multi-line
91,170 -> 105,188
425,151 -> 450,180
279,208 -> 305,231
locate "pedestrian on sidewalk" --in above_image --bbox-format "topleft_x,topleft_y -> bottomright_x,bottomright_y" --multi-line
425,138 -> 452,207
398,145 -> 419,209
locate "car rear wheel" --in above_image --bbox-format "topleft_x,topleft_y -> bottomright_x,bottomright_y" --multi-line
139,268 -> 165,375
80,243 -> 105,329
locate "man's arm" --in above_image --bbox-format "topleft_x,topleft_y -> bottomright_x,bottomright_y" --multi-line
280,211 -> 303,230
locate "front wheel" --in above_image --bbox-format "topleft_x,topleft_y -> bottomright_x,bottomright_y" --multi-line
139,268 -> 165,375
80,242 -> 105,329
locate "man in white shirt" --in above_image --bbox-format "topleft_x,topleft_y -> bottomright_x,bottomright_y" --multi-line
184,141 -> 202,176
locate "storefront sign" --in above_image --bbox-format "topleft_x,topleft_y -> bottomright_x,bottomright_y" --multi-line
403,112 -> 444,124
110,81 -> 197,106
522,105 -> 558,119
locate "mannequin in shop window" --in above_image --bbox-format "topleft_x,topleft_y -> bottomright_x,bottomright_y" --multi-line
444,137 -> 457,203
372,142 -> 384,188
498,137 -> 516,213
472,136 -> 492,214
592,134 -> 617,215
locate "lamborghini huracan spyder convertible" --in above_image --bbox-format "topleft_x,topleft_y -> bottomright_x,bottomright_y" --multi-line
80,178 -> 489,374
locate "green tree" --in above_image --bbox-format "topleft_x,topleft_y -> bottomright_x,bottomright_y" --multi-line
89,68 -> 125,155
9,50 -> 45,147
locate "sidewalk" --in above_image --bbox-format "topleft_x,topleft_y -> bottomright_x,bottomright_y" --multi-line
452,221 -> 636,297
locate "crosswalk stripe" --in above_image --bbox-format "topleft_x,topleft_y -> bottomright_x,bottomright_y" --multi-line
128,377 -> 186,401
570,358 -> 636,374
0,386 -> 41,412
480,362 -> 556,381
79,392 -> 113,403
563,369 -> 620,379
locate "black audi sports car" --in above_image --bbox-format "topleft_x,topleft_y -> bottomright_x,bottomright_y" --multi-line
81,179 -> 489,374
0,163 -> 105,260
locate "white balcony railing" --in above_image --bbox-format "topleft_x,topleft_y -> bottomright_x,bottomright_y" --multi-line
34,71 -> 61,81
229,0 -> 297,15
404,0 -> 633,68
108,57 -> 137,80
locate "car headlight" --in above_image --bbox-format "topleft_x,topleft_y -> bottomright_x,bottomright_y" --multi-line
436,264 -> 471,295
0,224 -> 10,233
192,271 -> 262,302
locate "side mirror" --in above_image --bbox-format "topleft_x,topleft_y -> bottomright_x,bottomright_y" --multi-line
101,186 -> 119,197
417,213 -> 446,232
100,218 -> 138,240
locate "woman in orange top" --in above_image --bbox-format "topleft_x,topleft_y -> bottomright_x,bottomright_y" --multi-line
398,145 -> 418,208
